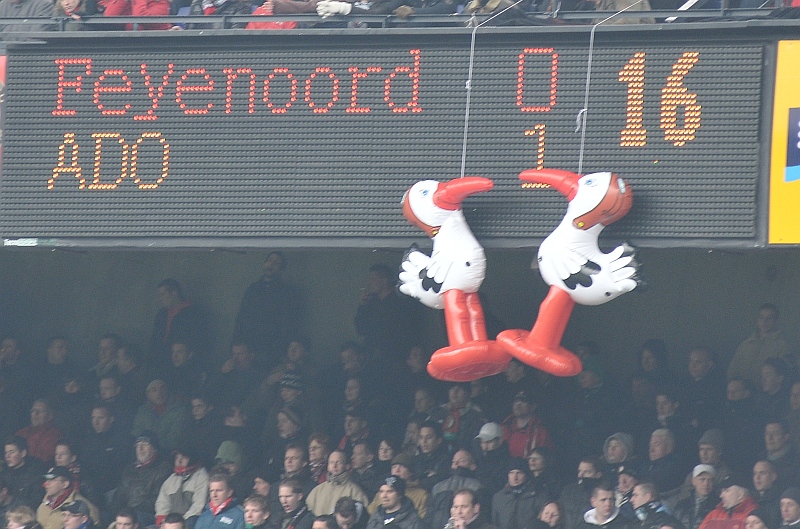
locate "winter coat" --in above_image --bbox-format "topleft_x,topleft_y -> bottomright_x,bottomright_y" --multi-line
673,493 -> 717,529
306,472 -> 369,516
580,509 -> 634,529
195,499 -> 245,529
491,485 -> 549,529
155,468 -> 210,519
36,489 -> 100,529
697,497 -> 759,529
112,458 -> 172,515
365,498 -> 423,529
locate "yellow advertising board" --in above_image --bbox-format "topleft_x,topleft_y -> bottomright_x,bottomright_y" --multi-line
770,41 -> 800,244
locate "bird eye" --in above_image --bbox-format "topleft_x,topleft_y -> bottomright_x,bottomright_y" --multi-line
421,189 -> 429,196
584,178 -> 596,187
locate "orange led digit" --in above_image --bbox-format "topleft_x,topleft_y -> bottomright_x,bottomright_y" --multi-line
53,58 -> 92,116
523,124 -> 546,174
49,133 -> 83,189
263,68 -> 297,114
661,51 -> 701,147
89,132 -> 128,190
384,49 -> 422,113
224,68 -> 257,114
618,52 -> 647,147
305,67 -> 340,114
175,68 -> 215,115
517,48 -> 558,113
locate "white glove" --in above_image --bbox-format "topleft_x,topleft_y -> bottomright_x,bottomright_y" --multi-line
316,0 -> 352,17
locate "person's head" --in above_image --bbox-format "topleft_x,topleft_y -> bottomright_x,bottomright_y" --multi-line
406,346 -> 427,373
539,502 -> 562,529
278,479 -> 304,513
62,500 -> 90,529
98,334 -> 119,366
590,483 -> 616,522
162,513 -> 186,529
604,433 -> 632,464
649,429 -> 675,461
55,440 -> 78,468
753,460 -> 778,493
146,379 -> 168,407
746,510 -> 771,529
617,470 -> 638,494
692,465 -> 716,498
135,434 -> 158,464
312,516 -> 337,529
762,358 -> 788,395
5,505 -> 36,529
639,339 -> 667,374
526,448 -> 549,474
475,423 -> 503,453
91,405 -> 115,434
339,342 -> 364,374
4,437 -> 27,469
688,348 -> 715,381
765,421 -> 790,455
507,459 -> 528,488
414,388 -> 436,413
344,378 -> 362,404
630,482 -> 657,510
262,251 -> 287,280
351,441 -> 374,471
781,489 -> 800,525
231,342 -> 255,370
720,480 -> 749,510
756,304 -> 779,336
170,342 -> 194,368
30,399 -> 53,427
343,411 -> 367,440
284,444 -> 307,474
366,263 -> 392,295
252,466 -> 277,497
334,497 -> 359,529
448,383 -> 470,409
216,440 -> 244,475
698,429 -> 724,465
115,508 -> 140,529
379,476 -> 406,512
286,338 -> 309,364
419,421 -> 443,454
157,278 -> 183,308
504,359 -> 527,383
451,450 -> 477,472
116,345 -> 139,373
244,495 -> 271,528
43,466 -> 72,498
46,336 -> 69,365
208,474 -> 234,506
577,458 -> 602,480
277,409 -> 302,439
451,489 -> 480,522
511,391 -> 536,419
404,420 -> 421,448
308,433 -> 331,465
99,375 -> 122,401
390,453 -> 414,481
191,395 -> 213,421
378,438 -> 397,462
727,378 -> 752,401
0,338 -> 22,364
327,450 -> 349,478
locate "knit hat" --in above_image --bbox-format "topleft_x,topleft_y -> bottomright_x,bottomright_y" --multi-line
280,371 -> 304,391
507,457 -> 529,475
135,431 -> 160,452
63,500 -> 90,516
43,466 -> 72,482
719,472 -> 748,490
215,440 -> 244,466
617,465 -> 640,480
699,429 -> 724,452
693,464 -> 716,478
384,476 -> 406,496
475,422 -> 503,442
747,507 -> 772,529
391,452 -> 414,471
781,487 -> 800,506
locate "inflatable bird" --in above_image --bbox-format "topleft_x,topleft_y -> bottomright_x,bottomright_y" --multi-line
400,177 -> 512,382
497,168 -> 641,377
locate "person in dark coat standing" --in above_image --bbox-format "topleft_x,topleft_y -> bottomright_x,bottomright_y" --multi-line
491,459 -> 549,529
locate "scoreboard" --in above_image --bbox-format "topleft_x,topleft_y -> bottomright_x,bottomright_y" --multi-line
0,29 -> 771,247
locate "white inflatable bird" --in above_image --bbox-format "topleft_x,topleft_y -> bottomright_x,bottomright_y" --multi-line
498,168 -> 641,377
400,177 -> 511,382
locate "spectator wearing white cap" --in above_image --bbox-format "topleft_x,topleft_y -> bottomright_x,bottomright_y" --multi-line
674,466 -> 717,529
473,423 -> 510,497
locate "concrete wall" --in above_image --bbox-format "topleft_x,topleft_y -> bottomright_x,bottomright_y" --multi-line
1,246 -> 798,380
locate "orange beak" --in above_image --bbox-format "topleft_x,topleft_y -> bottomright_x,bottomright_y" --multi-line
433,176 -> 494,210
519,169 -> 579,201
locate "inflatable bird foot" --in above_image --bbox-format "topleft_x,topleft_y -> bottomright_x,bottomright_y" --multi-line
427,340 -> 512,382
496,329 -> 583,377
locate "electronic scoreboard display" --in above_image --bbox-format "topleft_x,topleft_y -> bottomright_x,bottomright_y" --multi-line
0,31 -> 766,246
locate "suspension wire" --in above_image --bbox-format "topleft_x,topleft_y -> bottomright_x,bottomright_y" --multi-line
577,0 -> 644,174
460,0 -> 524,177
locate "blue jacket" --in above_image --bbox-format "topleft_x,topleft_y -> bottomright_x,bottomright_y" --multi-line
195,500 -> 245,529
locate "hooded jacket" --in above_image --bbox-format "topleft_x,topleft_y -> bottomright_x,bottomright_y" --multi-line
365,497 -> 423,529
581,508 -> 634,529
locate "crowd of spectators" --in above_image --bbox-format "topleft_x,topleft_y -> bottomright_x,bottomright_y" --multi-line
2,253 -> 800,529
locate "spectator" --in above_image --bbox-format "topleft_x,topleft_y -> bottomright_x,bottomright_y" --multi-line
491,458 -> 549,529
277,478 -> 314,529
3,436 -> 46,509
350,441 -> 382,499
450,489 -> 494,529
746,510 -> 774,529
527,448 -> 560,499
132,379 -> 190,455
432,384 -> 486,453
60,500 -> 95,529
35,467 -> 99,529
698,475 -> 758,529
155,445 -> 210,527
34,338 -> 78,402
5,505 -> 41,529
762,422 -> 798,486
305,450 -> 368,516
214,441 -> 256,506
367,453 -> 427,518
473,423 -> 511,497
674,465 -> 717,529
727,305 -> 792,386
534,502 -> 565,529
721,380 -> 762,472
501,392 -> 552,458
244,495 -> 276,529
149,279 -> 210,370
427,450 -> 485,529
308,434 -> 332,486
15,400 -> 63,465
757,359 -> 793,423
87,334 -> 120,389
751,461 -> 781,529
365,477 -> 422,529
111,433 -> 172,526
559,457 -> 604,529
603,433 -> 638,479
195,474 -> 245,529
0,476 -> 23,522
643,429 -> 686,500
164,341 -> 206,404
682,348 -> 725,435
334,497 -> 368,529
579,482 -> 632,529
629,482 -> 684,529
615,467 -> 639,521
779,488 -> 800,529
187,394 -> 225,469
114,345 -> 151,409
81,404 -> 131,499
415,422 -> 451,493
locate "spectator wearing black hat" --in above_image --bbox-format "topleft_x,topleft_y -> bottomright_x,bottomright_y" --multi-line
778,488 -> 800,529
155,445 -> 210,528
697,474 -> 758,529
615,467 -> 640,521
491,458 -> 549,529
746,508 -> 774,529
365,477 -> 422,529
110,432 -> 172,527
674,466 -> 717,529
367,453 -> 427,518
501,392 -> 552,459
2,436 -> 47,509
36,467 -> 99,529
61,500 -> 96,529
